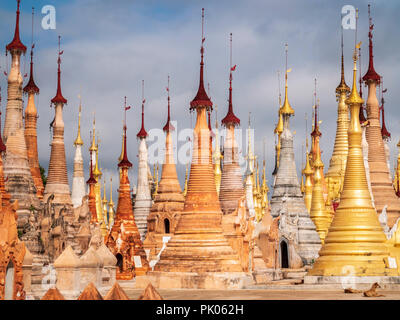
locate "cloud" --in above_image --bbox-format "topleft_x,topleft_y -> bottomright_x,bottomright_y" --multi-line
0,0 -> 399,201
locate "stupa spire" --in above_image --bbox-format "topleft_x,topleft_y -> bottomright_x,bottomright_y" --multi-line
380,80 -> 390,140
308,42 -> 396,276
143,80 -> 185,260
23,8 -> 44,200
273,71 -> 283,176
336,25 -> 350,93
221,33 -> 240,127
213,104 -> 222,195
74,98 -> 84,146
51,36 -> 67,105
362,4 -> 400,227
270,43 -> 321,265
3,0 -> 40,219
137,80 -> 148,139
163,75 -> 174,132
108,176 -> 115,228
303,139 -> 313,213
134,81 -> 152,241
154,9 -> 243,274
44,36 -> 71,205
108,99 -> 149,279
362,4 -> 381,84
87,146 -> 97,223
89,115 -> 97,152
71,96 -> 86,208
190,8 -> 212,110
280,44 -> 294,116
6,0 -> 27,53
309,126 -> 331,244
326,23 -> 351,202
219,32 -> 244,215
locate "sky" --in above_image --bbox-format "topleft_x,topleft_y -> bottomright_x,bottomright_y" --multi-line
0,0 -> 399,201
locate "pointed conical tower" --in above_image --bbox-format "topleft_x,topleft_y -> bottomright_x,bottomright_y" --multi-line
4,0 -> 39,223
43,36 -> 72,206
219,33 -> 244,215
134,84 -> 152,241
71,99 -> 86,208
102,179 -> 109,228
153,9 -> 242,275
272,75 -> 283,180
326,29 -> 350,202
363,5 -> 400,227
87,148 -> 97,223
309,127 -> 331,244
23,31 -> 44,200
270,44 -> 321,264
310,84 -> 327,197
303,140 -> 313,213
244,118 -> 255,218
108,177 -> 115,229
212,105 -> 222,195
307,42 -> 397,277
183,163 -> 188,197
380,83 -> 391,174
144,77 -> 185,260
93,141 -> 107,236
108,102 -> 149,279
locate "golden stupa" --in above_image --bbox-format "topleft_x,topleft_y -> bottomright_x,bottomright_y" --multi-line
308,44 -> 397,276
303,139 -> 313,213
309,129 -> 331,244
326,28 -> 350,202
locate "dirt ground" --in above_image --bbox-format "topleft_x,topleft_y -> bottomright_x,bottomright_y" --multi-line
123,288 -> 400,300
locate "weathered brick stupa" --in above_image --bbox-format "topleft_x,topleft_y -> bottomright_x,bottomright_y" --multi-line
142,10 -> 247,289
43,36 -> 72,207
23,43 -> 44,200
134,90 -> 152,241
363,6 -> 400,227
143,78 -> 185,262
219,33 -> 244,215
3,0 -> 40,225
270,45 -> 321,265
106,104 -> 149,280
305,42 -> 398,280
326,29 -> 350,203
71,101 -> 86,208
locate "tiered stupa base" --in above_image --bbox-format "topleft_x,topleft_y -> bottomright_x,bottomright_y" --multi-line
136,271 -> 253,289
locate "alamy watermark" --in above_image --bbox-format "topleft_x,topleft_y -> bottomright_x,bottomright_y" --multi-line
342,5 -> 356,30
41,5 -> 56,30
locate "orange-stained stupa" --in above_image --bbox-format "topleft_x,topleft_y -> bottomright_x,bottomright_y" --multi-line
153,9 -> 242,275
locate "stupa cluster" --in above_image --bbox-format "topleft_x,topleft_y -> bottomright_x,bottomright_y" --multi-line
1,1 -> 400,300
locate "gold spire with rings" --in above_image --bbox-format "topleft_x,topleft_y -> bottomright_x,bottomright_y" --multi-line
213,105 -> 222,194
303,138 -> 314,213
93,136 -> 102,178
89,113 -> 97,152
309,128 -> 331,244
183,163 -> 189,197
280,43 -> 294,116
74,95 -> 84,146
307,41 -> 397,276
108,176 -> 115,228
